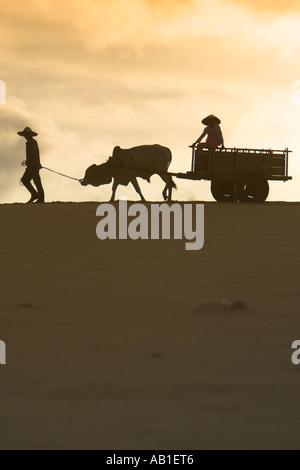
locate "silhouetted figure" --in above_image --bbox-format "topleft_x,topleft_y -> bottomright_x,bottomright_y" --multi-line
192,114 -> 224,159
18,127 -> 45,203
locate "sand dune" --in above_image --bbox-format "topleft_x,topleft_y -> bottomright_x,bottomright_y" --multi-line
0,201 -> 300,449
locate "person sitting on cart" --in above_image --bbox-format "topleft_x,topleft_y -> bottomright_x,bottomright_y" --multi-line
192,114 -> 224,159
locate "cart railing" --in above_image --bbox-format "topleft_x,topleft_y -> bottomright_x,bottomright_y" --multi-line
190,146 -> 292,180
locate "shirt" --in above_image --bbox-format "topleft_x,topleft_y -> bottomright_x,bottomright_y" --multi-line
26,138 -> 42,169
196,125 -> 224,146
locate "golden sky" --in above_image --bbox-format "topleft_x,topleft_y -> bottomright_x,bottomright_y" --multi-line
1,0 -> 299,202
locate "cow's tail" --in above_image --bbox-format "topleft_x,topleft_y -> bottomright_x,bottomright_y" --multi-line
166,148 -> 172,169
170,178 -> 177,189
167,148 -> 176,189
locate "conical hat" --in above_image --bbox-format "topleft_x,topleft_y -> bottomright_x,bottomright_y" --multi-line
202,115 -> 221,126
17,126 -> 38,137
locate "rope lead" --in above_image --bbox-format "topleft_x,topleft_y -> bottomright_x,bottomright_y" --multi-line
42,167 -> 82,182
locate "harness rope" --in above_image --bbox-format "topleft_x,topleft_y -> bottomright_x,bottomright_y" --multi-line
42,167 -> 82,182
21,162 -> 177,188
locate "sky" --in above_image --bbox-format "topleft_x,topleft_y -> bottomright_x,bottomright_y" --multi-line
1,0 -> 300,203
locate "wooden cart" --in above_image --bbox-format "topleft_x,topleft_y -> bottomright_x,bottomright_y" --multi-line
174,146 -> 292,202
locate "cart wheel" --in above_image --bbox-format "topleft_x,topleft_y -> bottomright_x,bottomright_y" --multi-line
235,173 -> 269,202
211,180 -> 237,202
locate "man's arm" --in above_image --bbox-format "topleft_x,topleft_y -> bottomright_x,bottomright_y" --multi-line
193,127 -> 208,145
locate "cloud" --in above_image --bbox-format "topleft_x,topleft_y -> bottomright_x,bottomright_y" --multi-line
1,0 -> 197,52
67,0 -> 199,52
2,0 -> 300,202
3,0 -> 299,69
225,0 -> 300,14
0,102 -> 32,200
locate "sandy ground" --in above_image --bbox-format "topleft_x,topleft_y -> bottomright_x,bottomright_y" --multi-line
0,201 -> 300,450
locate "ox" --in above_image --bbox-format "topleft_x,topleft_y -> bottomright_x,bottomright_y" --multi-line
81,144 -> 176,201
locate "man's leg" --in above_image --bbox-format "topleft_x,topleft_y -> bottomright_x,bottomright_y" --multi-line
32,170 -> 45,202
21,168 -> 39,202
196,142 -> 207,157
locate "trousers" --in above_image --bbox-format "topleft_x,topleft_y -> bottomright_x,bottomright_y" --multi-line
21,167 -> 45,201
196,141 -> 218,157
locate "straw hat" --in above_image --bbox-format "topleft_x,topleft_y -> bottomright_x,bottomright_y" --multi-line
17,127 -> 38,137
202,115 -> 221,126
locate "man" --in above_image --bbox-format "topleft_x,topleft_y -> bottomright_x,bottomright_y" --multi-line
18,127 -> 45,203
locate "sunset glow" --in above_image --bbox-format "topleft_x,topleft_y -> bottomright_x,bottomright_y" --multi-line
1,0 -> 299,202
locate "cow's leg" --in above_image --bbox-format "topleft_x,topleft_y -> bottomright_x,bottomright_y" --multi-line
131,178 -> 146,201
160,175 -> 175,201
162,184 -> 168,201
110,180 -> 118,201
